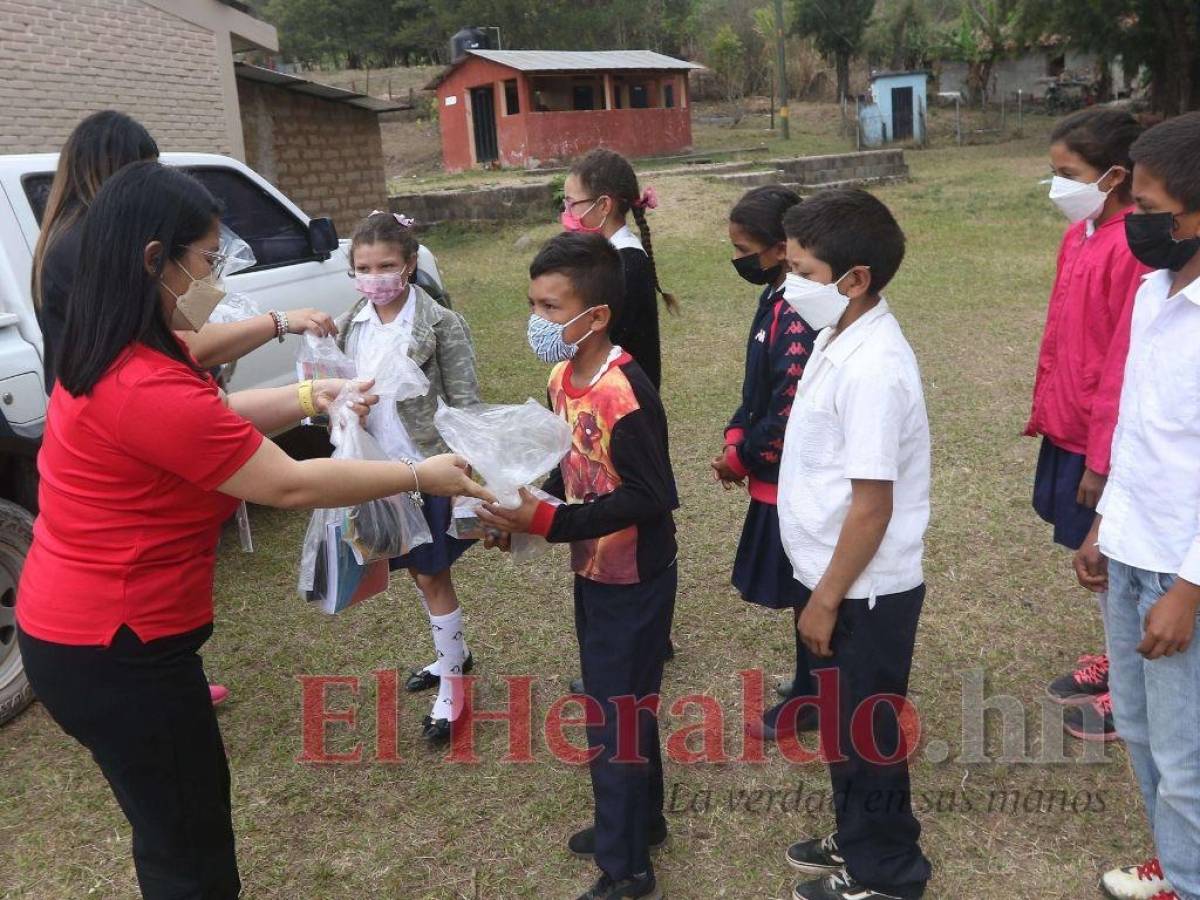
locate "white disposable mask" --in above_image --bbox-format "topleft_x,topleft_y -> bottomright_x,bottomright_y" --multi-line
782,270 -> 854,331
1047,167 -> 1116,223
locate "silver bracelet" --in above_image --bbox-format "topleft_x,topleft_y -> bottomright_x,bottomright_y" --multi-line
401,458 -> 424,506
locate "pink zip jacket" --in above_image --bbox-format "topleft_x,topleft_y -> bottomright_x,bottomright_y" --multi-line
1024,208 -> 1148,475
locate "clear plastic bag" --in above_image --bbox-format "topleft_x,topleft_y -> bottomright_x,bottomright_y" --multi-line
355,328 -> 429,402
209,291 -> 262,325
298,386 -> 432,609
219,223 -> 257,277
434,399 -> 572,508
296,333 -> 357,382
509,486 -> 563,562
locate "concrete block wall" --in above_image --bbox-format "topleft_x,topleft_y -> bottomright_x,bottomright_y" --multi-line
714,150 -> 909,191
0,0 -> 229,154
238,79 -> 387,236
389,181 -> 556,227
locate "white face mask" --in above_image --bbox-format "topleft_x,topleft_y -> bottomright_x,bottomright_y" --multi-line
1047,167 -> 1116,223
783,270 -> 854,331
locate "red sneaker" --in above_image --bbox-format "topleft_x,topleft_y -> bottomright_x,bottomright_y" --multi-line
1047,652 -> 1109,705
209,684 -> 230,706
1100,856 -> 1171,899
1063,691 -> 1119,742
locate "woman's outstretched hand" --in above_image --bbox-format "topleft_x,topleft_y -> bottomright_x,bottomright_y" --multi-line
416,455 -> 495,503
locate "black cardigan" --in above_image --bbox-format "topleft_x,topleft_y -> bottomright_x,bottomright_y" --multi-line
609,247 -> 662,391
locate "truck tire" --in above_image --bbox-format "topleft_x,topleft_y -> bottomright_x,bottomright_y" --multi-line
0,499 -> 34,725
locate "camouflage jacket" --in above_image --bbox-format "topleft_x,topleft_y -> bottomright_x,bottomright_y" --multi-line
335,285 -> 480,457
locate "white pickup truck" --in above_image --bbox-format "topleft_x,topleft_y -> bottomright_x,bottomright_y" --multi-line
0,152 -> 437,724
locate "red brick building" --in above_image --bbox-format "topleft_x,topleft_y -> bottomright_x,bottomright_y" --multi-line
429,50 -> 702,172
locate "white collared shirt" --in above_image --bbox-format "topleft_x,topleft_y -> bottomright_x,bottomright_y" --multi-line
349,287 -> 424,462
1098,270 -> 1200,583
777,299 -> 931,600
608,225 -> 645,255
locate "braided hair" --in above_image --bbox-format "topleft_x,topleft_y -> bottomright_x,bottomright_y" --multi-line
570,149 -> 679,314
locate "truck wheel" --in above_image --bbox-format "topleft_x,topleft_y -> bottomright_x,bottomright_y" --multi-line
0,499 -> 34,725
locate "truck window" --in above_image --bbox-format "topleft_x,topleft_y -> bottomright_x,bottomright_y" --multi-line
185,168 -> 316,269
21,173 -> 54,223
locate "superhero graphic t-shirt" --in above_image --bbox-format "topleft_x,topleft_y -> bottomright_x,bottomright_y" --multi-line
532,350 -> 678,585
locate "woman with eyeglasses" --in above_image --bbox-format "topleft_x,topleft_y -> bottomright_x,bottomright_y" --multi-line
15,160 -> 493,899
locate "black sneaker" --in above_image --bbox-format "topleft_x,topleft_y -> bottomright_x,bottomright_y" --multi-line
793,870 -> 902,900
576,871 -> 662,900
405,653 -> 474,692
746,698 -> 819,740
1046,653 -> 1108,705
569,818 -> 668,860
1063,692 -> 1119,743
569,676 -> 586,694
786,833 -> 845,876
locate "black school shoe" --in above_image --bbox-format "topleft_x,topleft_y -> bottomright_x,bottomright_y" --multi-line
576,870 -> 662,900
745,698 -> 819,740
569,818 -> 669,860
405,652 -> 474,692
793,871 -> 905,900
420,715 -> 451,744
786,833 -> 845,876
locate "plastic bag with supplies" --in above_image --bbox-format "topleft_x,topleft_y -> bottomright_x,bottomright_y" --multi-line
298,386 -> 432,611
296,332 -> 357,382
355,327 -> 429,402
434,399 -> 572,508
509,486 -> 563,562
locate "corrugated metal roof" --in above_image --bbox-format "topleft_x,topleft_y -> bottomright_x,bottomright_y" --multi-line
427,49 -> 703,89
467,49 -> 703,72
234,62 -> 411,113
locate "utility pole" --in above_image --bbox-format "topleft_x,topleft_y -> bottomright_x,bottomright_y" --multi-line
773,0 -> 789,139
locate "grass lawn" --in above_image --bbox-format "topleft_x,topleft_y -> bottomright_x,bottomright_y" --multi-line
1,128 -> 1148,899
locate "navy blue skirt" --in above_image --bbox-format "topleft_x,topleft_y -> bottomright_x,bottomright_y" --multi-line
388,495 -> 476,576
732,499 -> 807,610
1032,438 -> 1096,551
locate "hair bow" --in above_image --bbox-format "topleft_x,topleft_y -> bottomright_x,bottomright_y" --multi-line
633,186 -> 659,211
370,209 -> 415,227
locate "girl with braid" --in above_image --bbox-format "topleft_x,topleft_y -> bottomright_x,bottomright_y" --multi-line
560,148 -> 678,390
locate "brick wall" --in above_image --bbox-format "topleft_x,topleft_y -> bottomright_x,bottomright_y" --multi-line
0,0 -> 230,154
238,78 -> 387,236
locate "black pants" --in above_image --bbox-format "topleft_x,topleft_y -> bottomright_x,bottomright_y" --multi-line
809,584 -> 931,898
574,563 -> 677,882
18,623 -> 240,900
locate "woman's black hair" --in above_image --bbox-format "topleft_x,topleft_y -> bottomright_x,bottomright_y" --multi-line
32,110 -> 159,308
729,185 -> 802,247
1050,108 -> 1142,202
58,160 -> 220,396
570,148 -> 679,313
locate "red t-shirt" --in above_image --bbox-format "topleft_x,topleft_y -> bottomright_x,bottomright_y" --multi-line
17,344 -> 264,646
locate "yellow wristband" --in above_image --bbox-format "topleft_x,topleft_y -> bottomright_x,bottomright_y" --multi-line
298,380 -> 317,418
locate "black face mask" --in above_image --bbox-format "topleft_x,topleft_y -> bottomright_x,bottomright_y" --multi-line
732,253 -> 782,286
1125,212 -> 1200,271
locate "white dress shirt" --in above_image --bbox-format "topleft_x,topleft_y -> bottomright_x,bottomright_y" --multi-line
347,287 -> 424,462
777,299 -> 931,600
609,225 -> 646,255
1098,270 -> 1200,584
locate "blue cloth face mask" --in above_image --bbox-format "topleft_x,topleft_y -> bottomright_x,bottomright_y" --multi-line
527,307 -> 606,363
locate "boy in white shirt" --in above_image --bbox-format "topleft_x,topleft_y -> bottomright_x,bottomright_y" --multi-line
773,189 -> 932,900
1075,112 -> 1200,900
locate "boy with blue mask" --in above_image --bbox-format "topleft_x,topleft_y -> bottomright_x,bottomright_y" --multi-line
1075,112 -> 1200,900
775,189 -> 932,900
479,232 -> 678,900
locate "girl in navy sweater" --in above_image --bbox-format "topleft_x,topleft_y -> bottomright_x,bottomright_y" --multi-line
713,186 -> 819,740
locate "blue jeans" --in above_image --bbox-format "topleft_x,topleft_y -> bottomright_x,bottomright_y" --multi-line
1103,560 -> 1200,899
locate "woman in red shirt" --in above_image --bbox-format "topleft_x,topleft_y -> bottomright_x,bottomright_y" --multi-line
1027,109 -> 1147,743
15,161 -> 490,900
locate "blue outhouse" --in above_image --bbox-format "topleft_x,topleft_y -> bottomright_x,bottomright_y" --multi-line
859,71 -> 928,146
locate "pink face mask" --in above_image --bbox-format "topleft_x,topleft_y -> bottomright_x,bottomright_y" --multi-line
560,198 -> 606,234
355,271 -> 409,306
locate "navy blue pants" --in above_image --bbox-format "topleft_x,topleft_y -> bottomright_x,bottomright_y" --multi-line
574,563 -> 677,882
810,584 -> 931,898
1032,437 -> 1095,550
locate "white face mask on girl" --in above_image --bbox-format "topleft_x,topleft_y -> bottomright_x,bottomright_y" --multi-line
1047,167 -> 1117,223
782,270 -> 854,331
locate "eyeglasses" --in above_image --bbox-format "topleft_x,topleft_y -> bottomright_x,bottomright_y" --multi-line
194,248 -> 229,280
563,196 -> 598,214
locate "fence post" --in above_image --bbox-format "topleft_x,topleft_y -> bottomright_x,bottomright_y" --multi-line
1001,91 -> 1007,132
855,96 -> 861,151
956,95 -> 962,145
1017,89 -> 1024,135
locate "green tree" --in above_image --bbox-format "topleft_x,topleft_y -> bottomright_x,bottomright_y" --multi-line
938,0 -> 1022,104
790,0 -> 877,101
709,22 -> 748,113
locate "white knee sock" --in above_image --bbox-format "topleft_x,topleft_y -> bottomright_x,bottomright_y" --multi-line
417,589 -> 467,675
428,607 -> 466,721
